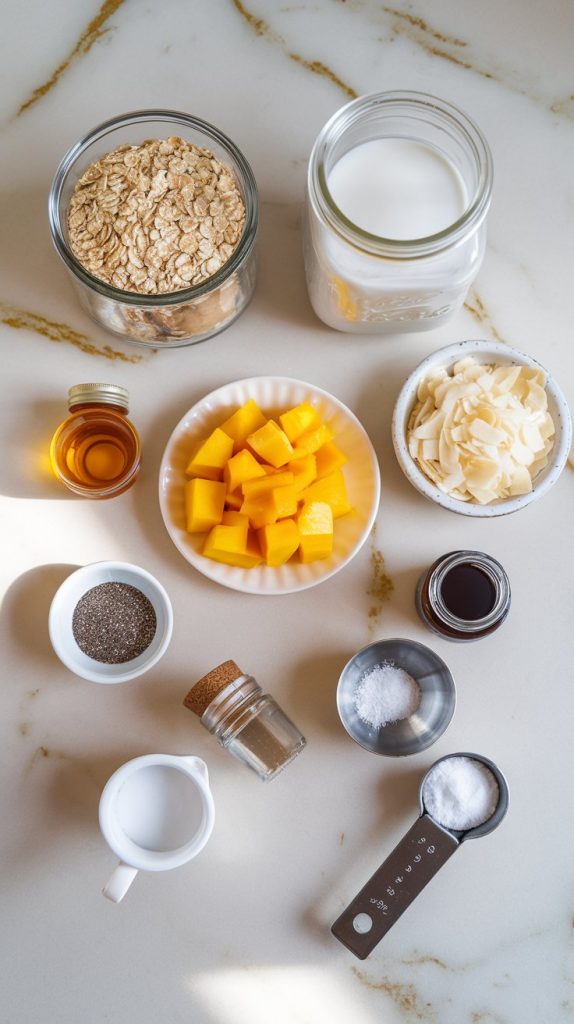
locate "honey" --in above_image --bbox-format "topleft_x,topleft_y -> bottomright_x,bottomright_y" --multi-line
50,384 -> 141,498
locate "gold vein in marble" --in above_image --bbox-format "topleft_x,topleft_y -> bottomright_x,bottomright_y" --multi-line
383,8 -> 467,48
567,457 -> 574,474
0,302 -> 142,363
16,0 -> 126,117
352,967 -> 436,1021
367,524 -> 394,633
464,290 -> 507,345
402,955 -> 448,970
288,54 -> 356,98
383,6 -> 496,83
231,0 -> 356,98
551,95 -> 574,119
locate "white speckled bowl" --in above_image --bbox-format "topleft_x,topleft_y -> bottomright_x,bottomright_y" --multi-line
392,339 -> 572,517
159,377 -> 381,594
49,561 -> 173,683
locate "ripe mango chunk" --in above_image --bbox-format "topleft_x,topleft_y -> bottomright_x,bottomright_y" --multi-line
247,420 -> 294,468
220,400 -> 267,451
224,449 -> 266,493
272,483 -> 298,519
185,427 -> 234,481
257,519 -> 300,566
301,469 -> 352,518
224,489 -> 243,511
291,422 -> 334,459
203,523 -> 263,568
298,501 -> 334,562
242,470 -> 294,499
288,453 -> 317,493
185,478 -> 226,532
240,494 -> 278,529
279,402 -> 321,443
221,511 -> 249,545
315,441 -> 348,479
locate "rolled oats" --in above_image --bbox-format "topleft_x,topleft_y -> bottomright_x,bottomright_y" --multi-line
68,137 -> 246,295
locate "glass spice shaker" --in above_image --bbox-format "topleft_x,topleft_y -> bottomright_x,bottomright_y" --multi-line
416,550 -> 511,642
50,383 -> 141,498
183,660 -> 306,781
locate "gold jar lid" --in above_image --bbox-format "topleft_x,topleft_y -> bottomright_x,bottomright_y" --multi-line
68,383 -> 130,412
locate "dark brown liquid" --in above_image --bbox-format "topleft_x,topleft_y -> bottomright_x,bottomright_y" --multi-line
440,564 -> 496,621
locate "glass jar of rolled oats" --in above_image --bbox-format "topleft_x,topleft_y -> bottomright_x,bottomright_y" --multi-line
49,110 -> 258,347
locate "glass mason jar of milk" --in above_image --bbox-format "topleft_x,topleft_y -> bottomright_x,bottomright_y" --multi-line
304,91 -> 493,333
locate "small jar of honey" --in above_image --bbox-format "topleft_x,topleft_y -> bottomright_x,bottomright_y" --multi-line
50,383 -> 141,498
416,550 -> 511,642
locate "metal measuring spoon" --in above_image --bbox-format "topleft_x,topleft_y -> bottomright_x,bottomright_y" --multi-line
331,752 -> 509,959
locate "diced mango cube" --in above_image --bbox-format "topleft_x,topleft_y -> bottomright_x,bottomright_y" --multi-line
271,484 -> 298,519
240,494 -> 278,529
235,532 -> 265,568
242,471 -> 294,499
315,441 -> 348,479
288,453 -> 317,493
291,422 -> 334,459
279,402 -> 321,443
247,420 -> 294,468
221,511 -> 249,545
185,478 -> 226,532
224,449 -> 266,493
257,519 -> 300,566
220,400 -> 267,451
185,427 -> 234,481
224,490 -> 243,510
300,470 -> 352,518
297,501 -> 334,562
203,523 -> 263,568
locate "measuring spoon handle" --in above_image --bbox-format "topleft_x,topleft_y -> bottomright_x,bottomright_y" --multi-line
332,814 -> 459,959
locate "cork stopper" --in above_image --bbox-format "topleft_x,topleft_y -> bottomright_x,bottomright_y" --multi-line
183,660 -> 243,717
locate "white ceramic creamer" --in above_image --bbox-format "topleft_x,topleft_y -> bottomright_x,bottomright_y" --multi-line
98,754 -> 215,902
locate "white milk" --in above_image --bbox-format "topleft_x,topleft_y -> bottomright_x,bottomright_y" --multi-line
115,764 -> 204,852
304,93 -> 492,332
327,138 -> 467,240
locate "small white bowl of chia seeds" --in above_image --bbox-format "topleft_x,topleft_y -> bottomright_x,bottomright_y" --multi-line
49,561 -> 173,683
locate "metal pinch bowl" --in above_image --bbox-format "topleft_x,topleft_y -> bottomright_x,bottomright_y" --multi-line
337,638 -> 456,756
332,752 -> 509,959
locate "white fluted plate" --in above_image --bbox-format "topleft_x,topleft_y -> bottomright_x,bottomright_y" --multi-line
158,376 -> 381,594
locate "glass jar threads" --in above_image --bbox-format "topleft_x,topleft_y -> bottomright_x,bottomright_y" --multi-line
50,383 -> 141,498
183,660 -> 306,781
304,91 -> 493,334
416,550 -> 511,642
49,110 -> 258,347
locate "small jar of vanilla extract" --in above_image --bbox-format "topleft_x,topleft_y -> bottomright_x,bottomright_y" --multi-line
50,384 -> 141,498
416,550 -> 511,642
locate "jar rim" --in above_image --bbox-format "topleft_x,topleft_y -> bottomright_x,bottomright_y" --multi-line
308,90 -> 493,259
428,550 -> 510,634
48,108 -> 259,306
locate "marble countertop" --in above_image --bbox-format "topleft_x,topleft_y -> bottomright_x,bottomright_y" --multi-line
1,2 -> 573,1022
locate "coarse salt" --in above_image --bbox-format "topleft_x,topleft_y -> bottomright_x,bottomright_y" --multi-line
353,661 -> 421,729
422,756 -> 499,831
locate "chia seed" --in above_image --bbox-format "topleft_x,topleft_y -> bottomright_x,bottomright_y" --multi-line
72,582 -> 157,664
